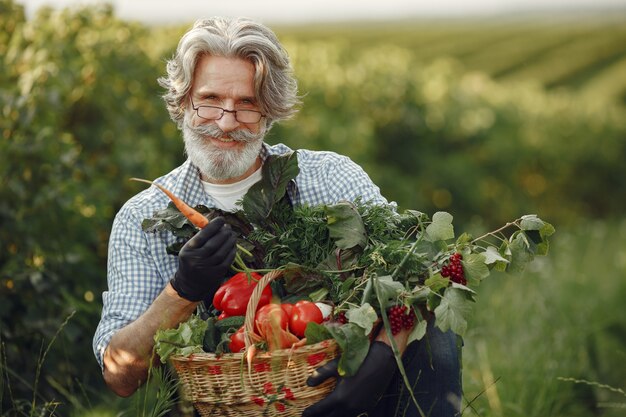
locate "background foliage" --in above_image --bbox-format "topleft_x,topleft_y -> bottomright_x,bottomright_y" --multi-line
1,1 -> 625,415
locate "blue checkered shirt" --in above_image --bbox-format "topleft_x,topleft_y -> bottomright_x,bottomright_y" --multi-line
93,143 -> 390,368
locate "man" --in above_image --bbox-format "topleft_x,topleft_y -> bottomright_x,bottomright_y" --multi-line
93,16 -> 461,417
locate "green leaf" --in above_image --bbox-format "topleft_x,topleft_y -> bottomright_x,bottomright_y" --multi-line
407,285 -> 431,305
483,246 -> 509,265
326,323 -> 370,377
519,215 -> 555,256
425,273 -> 449,293
540,221 -> 556,239
462,253 -> 490,285
519,214 -> 545,231
407,319 -> 428,343
346,302 -> 378,335
305,322 -> 333,345
372,275 -> 405,309
179,322 -> 193,344
434,287 -> 475,336
450,281 -> 477,296
455,232 -> 473,246
325,201 -> 367,250
154,315 -> 208,363
141,202 -> 189,232
507,232 -> 534,273
426,211 -> 454,241
141,203 -> 227,254
142,202 -> 213,235
341,277 -> 357,295
240,152 -> 299,225
494,241 -> 512,272
308,287 -> 329,302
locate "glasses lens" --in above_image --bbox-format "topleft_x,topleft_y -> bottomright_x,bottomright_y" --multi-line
197,106 -> 223,120
236,110 -> 262,123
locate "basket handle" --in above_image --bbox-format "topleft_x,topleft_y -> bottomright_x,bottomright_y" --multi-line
243,269 -> 283,349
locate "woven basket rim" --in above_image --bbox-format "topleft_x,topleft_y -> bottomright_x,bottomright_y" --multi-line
170,338 -> 337,363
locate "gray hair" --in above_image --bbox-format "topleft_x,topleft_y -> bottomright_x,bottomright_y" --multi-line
158,16 -> 301,130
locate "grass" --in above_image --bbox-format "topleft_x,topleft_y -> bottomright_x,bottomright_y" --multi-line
1,328 -> 182,417
461,218 -> 626,416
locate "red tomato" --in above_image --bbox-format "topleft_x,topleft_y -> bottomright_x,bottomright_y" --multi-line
254,303 -> 288,337
229,326 -> 246,353
217,311 -> 229,320
289,300 -> 323,338
281,303 -> 294,317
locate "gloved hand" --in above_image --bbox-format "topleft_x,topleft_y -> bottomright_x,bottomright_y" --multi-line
170,217 -> 237,302
303,341 -> 398,417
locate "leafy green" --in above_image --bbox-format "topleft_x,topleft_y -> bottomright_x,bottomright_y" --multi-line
426,211 -> 455,241
507,232 -> 535,273
520,215 -> 556,256
461,253 -> 490,285
326,323 -> 370,376
372,275 -> 405,309
240,152 -> 299,226
434,287 -> 475,335
345,303 -> 378,335
325,201 -> 367,250
425,273 -> 449,293
483,246 -> 509,265
407,320 -> 428,343
154,316 -> 208,363
304,322 -> 333,345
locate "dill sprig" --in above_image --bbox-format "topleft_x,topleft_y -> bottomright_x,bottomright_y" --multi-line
249,204 -> 335,269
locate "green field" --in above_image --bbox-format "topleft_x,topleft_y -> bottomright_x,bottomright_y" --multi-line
271,15 -> 626,107
1,1 -> 625,416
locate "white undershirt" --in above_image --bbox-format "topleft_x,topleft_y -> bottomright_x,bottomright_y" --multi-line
201,167 -> 263,212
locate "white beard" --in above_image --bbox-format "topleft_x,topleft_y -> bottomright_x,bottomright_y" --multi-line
182,118 -> 265,181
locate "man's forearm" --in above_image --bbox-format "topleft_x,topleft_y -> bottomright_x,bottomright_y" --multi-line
103,283 -> 198,397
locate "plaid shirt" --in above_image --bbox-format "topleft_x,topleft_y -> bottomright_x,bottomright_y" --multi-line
93,142 -> 389,368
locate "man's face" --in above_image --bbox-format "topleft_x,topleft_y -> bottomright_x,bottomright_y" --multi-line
183,55 -> 265,183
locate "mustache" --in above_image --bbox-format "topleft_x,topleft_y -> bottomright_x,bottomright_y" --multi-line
189,123 -> 260,143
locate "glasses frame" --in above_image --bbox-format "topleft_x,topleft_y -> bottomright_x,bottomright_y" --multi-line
189,97 -> 265,124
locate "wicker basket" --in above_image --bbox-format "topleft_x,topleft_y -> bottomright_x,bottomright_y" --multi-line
170,270 -> 339,417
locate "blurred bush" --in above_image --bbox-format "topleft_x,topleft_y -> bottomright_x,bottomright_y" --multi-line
0,1 -> 182,413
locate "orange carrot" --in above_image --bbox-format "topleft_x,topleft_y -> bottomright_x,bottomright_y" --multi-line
292,337 -> 307,348
246,344 -> 257,369
130,178 -> 209,228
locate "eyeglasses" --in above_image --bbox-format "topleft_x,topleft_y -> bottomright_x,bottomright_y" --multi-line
190,97 -> 265,124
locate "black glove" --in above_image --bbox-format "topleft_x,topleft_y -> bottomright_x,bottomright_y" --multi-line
170,217 -> 237,301
302,341 -> 398,417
